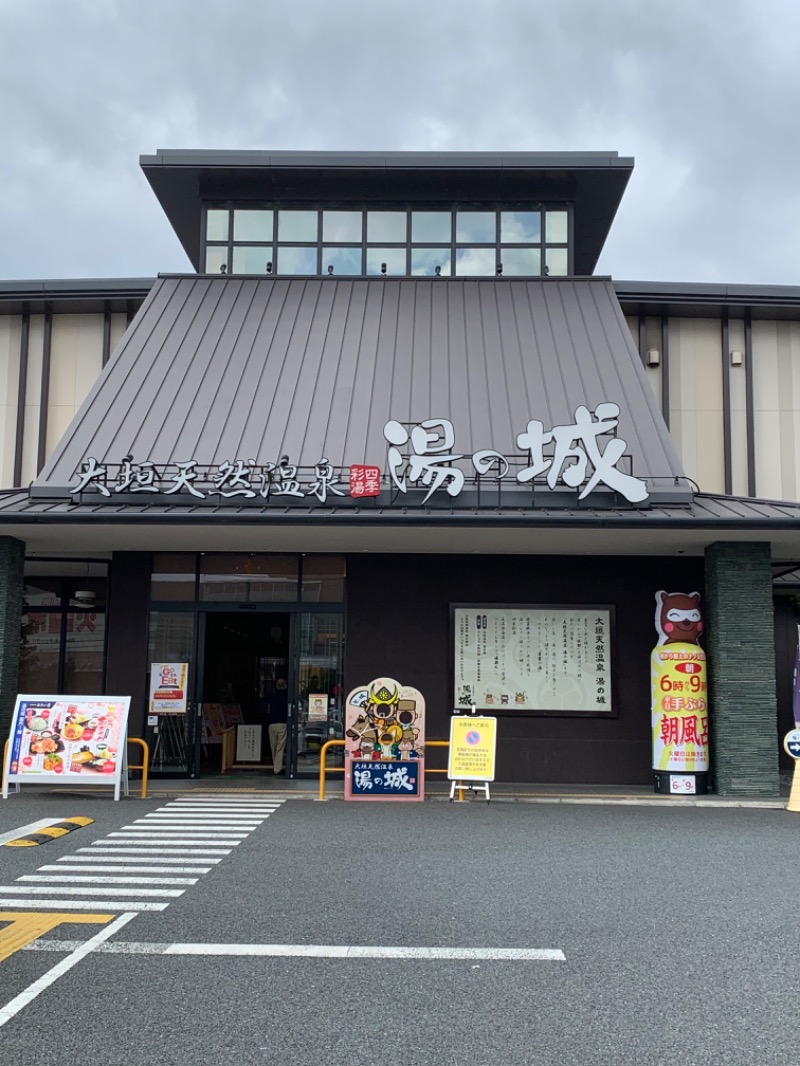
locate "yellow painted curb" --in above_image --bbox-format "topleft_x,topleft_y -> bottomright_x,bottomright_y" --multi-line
2,816 -> 93,848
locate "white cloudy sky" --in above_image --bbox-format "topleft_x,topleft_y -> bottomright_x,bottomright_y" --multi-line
1,0 -> 798,286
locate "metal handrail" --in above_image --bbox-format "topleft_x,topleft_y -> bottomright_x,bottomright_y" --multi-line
318,738 -> 450,801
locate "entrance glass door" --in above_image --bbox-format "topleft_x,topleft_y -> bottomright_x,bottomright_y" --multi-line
197,611 -> 290,776
288,612 -> 345,778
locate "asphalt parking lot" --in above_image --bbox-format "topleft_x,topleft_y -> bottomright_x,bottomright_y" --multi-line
0,788 -> 797,1065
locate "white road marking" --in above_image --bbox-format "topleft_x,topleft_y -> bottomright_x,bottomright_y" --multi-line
0,884 -> 184,897
165,805 -> 280,812
23,941 -> 566,961
0,912 -> 137,1029
17,874 -> 198,886
82,846 -> 231,856
45,863 -> 213,874
0,899 -> 168,911
0,819 -> 64,846
110,828 -> 250,836
106,835 -> 244,844
58,855 -> 222,865
137,818 -> 263,827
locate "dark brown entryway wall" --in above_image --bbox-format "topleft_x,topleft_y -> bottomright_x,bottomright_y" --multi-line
345,553 -> 704,785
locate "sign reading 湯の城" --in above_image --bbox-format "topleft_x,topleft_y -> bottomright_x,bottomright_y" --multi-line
344,677 -> 426,801
454,607 -> 612,714
2,695 -> 131,800
69,403 -> 650,506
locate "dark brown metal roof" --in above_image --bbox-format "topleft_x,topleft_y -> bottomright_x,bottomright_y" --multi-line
33,275 -> 684,495
5,489 -> 800,528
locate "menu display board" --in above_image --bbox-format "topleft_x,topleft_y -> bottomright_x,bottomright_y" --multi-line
454,606 -> 613,714
3,695 -> 131,800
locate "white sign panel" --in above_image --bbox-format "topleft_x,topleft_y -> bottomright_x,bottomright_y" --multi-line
454,607 -> 612,714
3,695 -> 131,800
236,724 -> 262,762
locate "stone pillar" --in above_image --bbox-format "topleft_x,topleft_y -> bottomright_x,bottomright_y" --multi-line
0,536 -> 25,740
705,541 -> 779,796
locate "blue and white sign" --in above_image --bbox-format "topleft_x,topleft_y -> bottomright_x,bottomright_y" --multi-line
350,760 -> 421,797
784,729 -> 800,760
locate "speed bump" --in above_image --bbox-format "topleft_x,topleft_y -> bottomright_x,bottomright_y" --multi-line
2,817 -> 93,847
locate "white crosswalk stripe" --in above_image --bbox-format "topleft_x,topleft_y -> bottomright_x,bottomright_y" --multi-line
0,796 -> 286,913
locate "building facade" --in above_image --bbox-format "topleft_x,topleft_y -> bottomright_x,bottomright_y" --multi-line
0,150 -> 797,793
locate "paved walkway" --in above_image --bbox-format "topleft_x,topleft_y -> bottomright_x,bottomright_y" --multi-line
22,772 -> 789,809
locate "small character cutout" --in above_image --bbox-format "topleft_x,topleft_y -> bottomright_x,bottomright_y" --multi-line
655,590 -> 703,645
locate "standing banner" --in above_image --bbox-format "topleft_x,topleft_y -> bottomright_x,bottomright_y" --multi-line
651,591 -> 709,795
448,716 -> 497,782
3,695 -> 131,800
343,677 -> 425,801
149,662 -> 188,715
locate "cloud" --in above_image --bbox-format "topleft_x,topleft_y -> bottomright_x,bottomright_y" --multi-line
0,0 -> 798,283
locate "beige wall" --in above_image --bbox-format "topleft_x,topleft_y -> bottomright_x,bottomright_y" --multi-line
0,316 -> 21,486
0,310 -> 119,488
666,318 -> 726,495
751,320 -> 800,501
627,313 -> 800,503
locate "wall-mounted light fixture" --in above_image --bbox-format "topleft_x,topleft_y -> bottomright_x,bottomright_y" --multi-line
646,348 -> 661,367
730,350 -> 744,366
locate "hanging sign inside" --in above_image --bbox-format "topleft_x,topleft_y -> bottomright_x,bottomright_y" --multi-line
149,662 -> 188,715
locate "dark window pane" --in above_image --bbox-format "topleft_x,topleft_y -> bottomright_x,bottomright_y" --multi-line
19,612 -> 60,692
205,246 -> 228,274
323,211 -> 362,242
206,209 -> 229,241
455,248 -> 495,276
232,245 -> 274,274
278,211 -> 318,242
233,209 -> 273,242
200,554 -> 298,602
545,210 -> 568,243
456,211 -> 495,243
152,554 -> 196,602
411,211 -> 451,242
23,578 -> 61,608
367,211 -> 406,242
545,247 -> 569,276
64,612 -> 105,694
302,555 -> 346,602
501,247 -> 542,276
148,611 -> 195,666
322,246 -> 362,275
411,248 -> 451,276
277,246 -> 318,275
366,247 -> 407,275
501,211 -> 541,243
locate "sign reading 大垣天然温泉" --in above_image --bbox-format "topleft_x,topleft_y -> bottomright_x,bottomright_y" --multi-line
68,403 -> 650,506
453,607 -> 613,714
